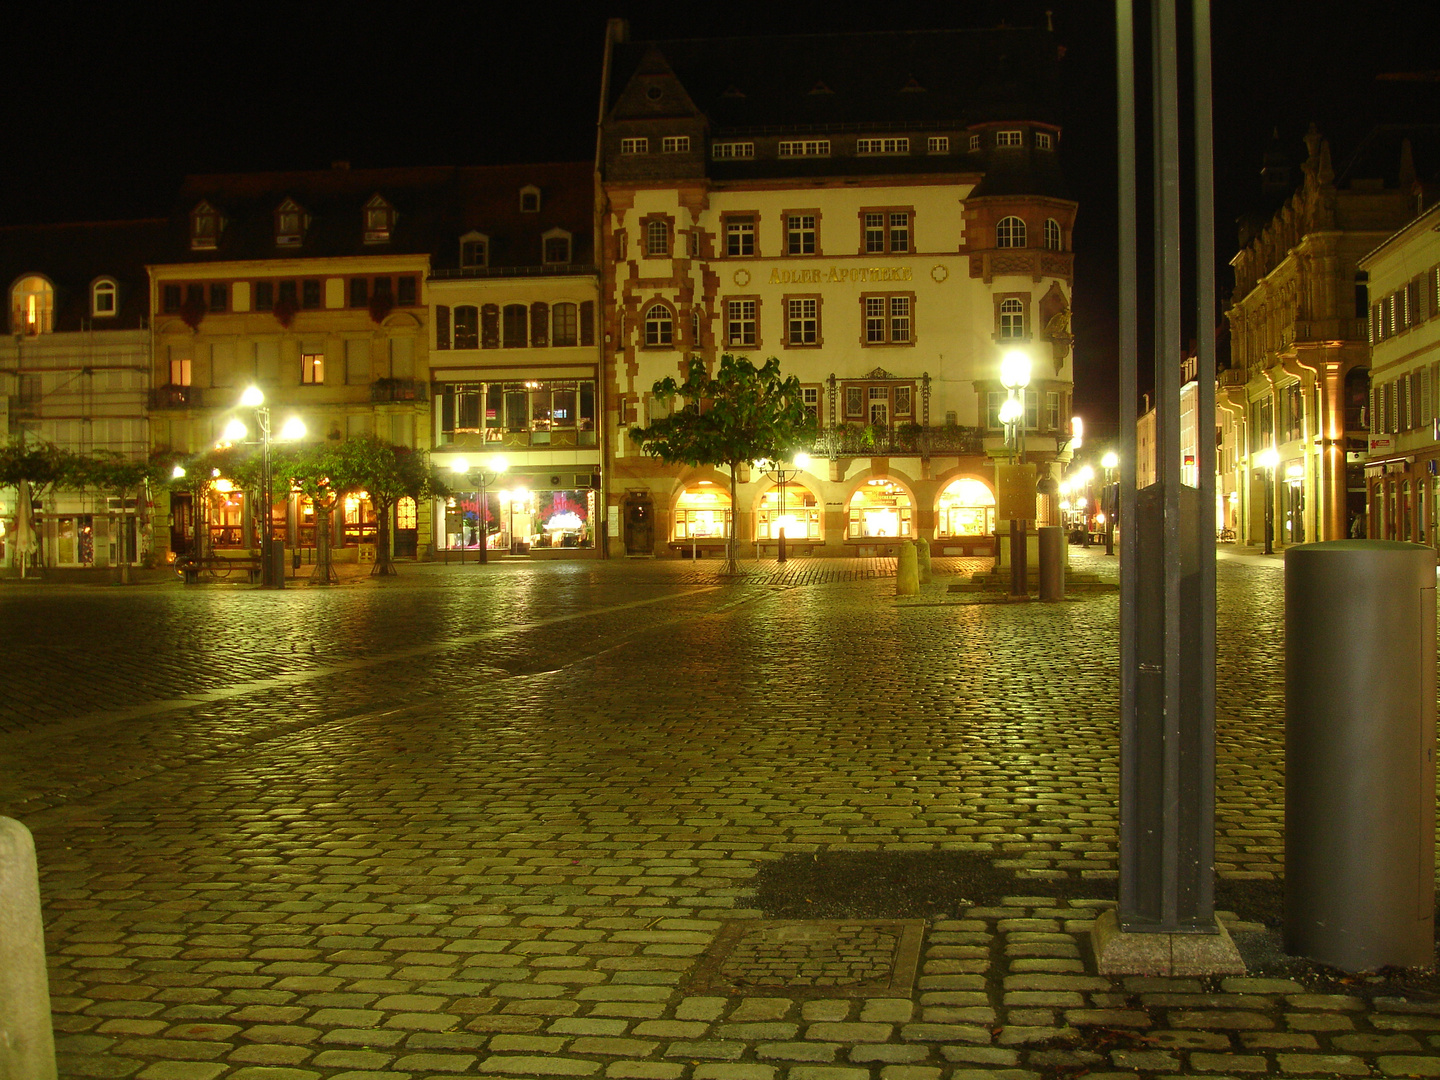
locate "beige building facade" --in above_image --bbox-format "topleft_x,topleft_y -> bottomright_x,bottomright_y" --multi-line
598,24 -> 1077,558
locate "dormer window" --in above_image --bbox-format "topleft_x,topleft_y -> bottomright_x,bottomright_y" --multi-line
364,194 -> 395,244
275,198 -> 307,247
190,201 -> 222,250
996,130 -> 1023,147
11,275 -> 54,335
91,278 -> 118,317
543,228 -> 572,265
460,231 -> 489,268
520,186 -> 541,213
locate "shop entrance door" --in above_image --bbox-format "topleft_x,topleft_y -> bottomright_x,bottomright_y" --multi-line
625,495 -> 653,555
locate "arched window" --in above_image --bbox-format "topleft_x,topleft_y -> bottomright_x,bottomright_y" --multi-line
675,484 -> 731,540
646,219 -> 669,257
552,303 -> 578,347
91,278 -> 118,318
1044,219 -> 1062,251
999,298 -> 1025,339
996,216 -> 1026,248
11,275 -> 54,335
644,303 -> 674,347
759,486 -> 820,541
847,479 -> 913,538
937,478 -> 996,537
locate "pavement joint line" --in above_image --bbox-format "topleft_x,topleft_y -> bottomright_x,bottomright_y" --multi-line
0,583 -> 724,749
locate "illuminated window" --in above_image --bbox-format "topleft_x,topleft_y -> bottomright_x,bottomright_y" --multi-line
11,276 -> 54,335
91,279 -> 117,317
997,216 -> 1027,248
937,477 -> 996,537
674,484 -> 731,540
847,480 -> 913,538
644,303 -> 674,347
758,486 -> 820,541
1044,219 -> 1062,251
300,352 -> 324,385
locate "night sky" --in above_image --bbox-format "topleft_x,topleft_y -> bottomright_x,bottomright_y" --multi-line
6,0 -> 1438,434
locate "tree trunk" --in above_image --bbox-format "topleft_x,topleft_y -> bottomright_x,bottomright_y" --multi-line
372,498 -> 397,576
724,461 -> 740,575
311,503 -> 338,584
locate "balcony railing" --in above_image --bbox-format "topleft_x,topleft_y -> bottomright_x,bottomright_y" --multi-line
810,423 -> 987,458
370,378 -> 427,403
151,384 -> 201,409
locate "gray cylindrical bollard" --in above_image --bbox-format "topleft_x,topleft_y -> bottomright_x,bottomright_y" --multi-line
1037,526 -> 1064,602
896,541 -> 919,596
1,817 -> 56,1080
1284,540 -> 1436,971
916,537 -> 932,585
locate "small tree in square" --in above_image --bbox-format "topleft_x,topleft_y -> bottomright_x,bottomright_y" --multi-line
629,353 -> 813,575
328,436 -> 445,576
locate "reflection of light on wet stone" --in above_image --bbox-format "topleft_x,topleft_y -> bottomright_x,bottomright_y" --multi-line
719,922 -> 901,987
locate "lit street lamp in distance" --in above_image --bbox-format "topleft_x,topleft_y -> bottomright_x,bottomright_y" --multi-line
450,454 -> 509,564
223,386 -> 307,587
757,451 -> 810,564
1101,450 -> 1119,555
1255,446 -> 1279,554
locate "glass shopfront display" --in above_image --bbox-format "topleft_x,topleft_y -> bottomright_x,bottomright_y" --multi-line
848,479 -> 912,538
444,491 -> 501,550
937,477 -> 996,537
674,484 -> 731,540
757,486 -> 820,540
209,480 -> 246,548
500,488 -> 596,550
342,494 -> 377,546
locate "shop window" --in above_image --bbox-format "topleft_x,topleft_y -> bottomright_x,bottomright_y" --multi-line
997,216 -> 1027,248
552,302 -> 578,347
91,278 -> 117,317
12,275 -> 54,334
758,486 -> 820,541
644,303 -> 674,347
674,484 -> 731,540
847,479 -> 913,538
937,477 -> 995,537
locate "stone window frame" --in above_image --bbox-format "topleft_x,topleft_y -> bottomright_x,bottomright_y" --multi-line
782,293 -> 822,349
91,277 -> 118,318
859,291 -> 917,347
723,294 -> 762,349
721,211 -> 759,258
993,292 -> 1031,343
640,214 -> 673,259
642,299 -> 678,349
858,206 -> 914,256
997,216 -> 1028,249
782,209 -> 822,257
1044,219 -> 1063,251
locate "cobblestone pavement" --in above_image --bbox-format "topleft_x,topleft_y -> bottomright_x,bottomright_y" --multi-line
2,548 -> 1437,1080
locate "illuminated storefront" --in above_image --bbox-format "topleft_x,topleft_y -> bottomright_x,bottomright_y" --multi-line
675,483 -> 731,540
500,487 -> 596,550
757,486 -> 820,541
848,479 -> 912,539
936,477 -> 995,537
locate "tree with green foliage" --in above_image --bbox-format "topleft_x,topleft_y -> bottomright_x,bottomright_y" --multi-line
283,442 -> 344,585
629,354 -> 813,574
1,438 -> 81,574
328,437 -> 447,576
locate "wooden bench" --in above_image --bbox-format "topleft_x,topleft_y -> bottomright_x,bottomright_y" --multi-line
176,555 -> 264,584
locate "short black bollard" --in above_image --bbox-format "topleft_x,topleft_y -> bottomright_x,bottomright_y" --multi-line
1284,540 -> 1436,971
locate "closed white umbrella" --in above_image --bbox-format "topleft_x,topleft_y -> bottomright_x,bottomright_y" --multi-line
13,478 -> 36,578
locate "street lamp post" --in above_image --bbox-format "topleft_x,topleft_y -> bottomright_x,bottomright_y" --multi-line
1102,451 -> 1119,556
235,387 -> 305,588
999,349 -> 1032,598
1257,446 -> 1279,555
451,455 -> 509,564
760,452 -> 810,563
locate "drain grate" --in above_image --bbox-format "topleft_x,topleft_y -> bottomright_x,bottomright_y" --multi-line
687,919 -> 926,997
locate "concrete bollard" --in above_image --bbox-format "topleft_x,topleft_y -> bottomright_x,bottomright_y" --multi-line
896,540 -> 919,596
1,817 -> 56,1080
915,537 -> 932,585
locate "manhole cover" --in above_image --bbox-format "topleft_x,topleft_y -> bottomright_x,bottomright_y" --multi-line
687,919 -> 926,997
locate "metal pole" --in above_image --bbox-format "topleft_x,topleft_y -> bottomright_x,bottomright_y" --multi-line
1265,470 -> 1275,554
479,475 -> 488,564
778,468 -> 788,564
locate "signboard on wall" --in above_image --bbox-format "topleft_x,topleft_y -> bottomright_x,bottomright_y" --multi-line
1370,436 -> 1393,454
996,463 -> 1037,522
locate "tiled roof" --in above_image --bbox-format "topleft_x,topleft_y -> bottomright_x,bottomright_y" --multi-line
606,28 -> 1064,131
162,162 -> 595,269
0,219 -> 168,332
